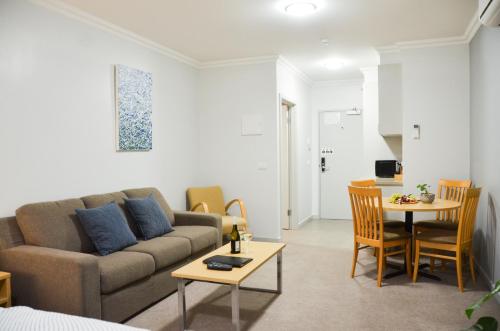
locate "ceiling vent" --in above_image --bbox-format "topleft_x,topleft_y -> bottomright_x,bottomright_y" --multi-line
479,0 -> 500,27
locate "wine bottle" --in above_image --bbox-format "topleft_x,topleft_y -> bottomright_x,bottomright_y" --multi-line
230,220 -> 241,254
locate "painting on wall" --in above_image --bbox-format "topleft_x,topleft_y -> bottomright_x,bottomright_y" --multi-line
115,64 -> 152,151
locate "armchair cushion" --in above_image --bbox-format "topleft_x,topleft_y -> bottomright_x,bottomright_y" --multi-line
187,186 -> 226,215
124,195 -> 173,240
221,216 -> 247,235
96,251 -> 155,294
164,226 -> 218,253
76,203 -> 137,256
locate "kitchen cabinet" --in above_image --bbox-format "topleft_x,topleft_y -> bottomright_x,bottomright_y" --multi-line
378,64 -> 402,136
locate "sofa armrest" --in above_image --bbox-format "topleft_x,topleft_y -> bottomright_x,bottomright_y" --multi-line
0,245 -> 101,318
173,211 -> 223,247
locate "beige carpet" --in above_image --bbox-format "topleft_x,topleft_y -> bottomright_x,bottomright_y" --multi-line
126,220 -> 500,331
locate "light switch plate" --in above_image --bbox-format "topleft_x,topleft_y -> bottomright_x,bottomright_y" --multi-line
413,124 -> 420,140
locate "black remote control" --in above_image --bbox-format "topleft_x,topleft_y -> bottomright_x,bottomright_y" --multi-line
207,262 -> 233,271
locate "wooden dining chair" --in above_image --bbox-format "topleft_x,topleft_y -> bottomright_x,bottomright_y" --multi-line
414,179 -> 472,269
413,187 -> 481,292
348,186 -> 412,287
351,179 -> 377,187
350,180 -> 404,229
414,179 -> 472,231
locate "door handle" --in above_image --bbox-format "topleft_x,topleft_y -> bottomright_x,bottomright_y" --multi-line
321,157 -> 326,173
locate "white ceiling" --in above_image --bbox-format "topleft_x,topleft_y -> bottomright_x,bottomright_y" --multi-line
57,0 -> 477,81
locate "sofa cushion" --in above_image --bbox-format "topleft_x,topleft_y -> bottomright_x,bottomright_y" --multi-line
97,251 -> 155,294
76,203 -> 138,256
16,198 -> 95,253
81,192 -> 140,237
122,188 -> 175,225
164,226 -> 218,253
125,195 -> 173,240
0,216 -> 24,250
124,237 -> 191,270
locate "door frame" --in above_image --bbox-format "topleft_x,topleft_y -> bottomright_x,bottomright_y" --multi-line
279,95 -> 297,230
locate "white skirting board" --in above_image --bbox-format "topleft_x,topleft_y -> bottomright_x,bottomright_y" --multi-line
298,215 -> 315,227
475,261 -> 500,304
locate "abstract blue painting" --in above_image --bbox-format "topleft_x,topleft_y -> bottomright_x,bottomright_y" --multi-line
115,64 -> 152,151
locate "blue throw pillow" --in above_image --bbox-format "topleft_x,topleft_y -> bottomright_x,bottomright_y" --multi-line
76,202 -> 137,256
124,194 -> 173,240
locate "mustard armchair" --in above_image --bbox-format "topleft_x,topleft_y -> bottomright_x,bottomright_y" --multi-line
186,186 -> 248,235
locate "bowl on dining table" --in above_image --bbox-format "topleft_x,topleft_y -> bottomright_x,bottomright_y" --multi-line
420,193 -> 435,204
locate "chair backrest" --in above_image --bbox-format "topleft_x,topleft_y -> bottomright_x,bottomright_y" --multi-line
351,179 -> 376,187
436,179 -> 472,223
348,186 -> 385,243
456,187 -> 481,246
186,186 -> 226,215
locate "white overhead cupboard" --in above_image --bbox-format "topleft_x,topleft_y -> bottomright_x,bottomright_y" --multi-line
378,64 -> 402,136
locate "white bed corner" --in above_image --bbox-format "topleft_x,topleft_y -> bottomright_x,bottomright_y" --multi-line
0,306 -> 149,331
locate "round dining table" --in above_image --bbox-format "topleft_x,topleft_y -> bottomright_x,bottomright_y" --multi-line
382,198 -> 461,280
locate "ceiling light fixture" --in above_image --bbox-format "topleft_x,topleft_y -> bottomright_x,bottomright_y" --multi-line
285,2 -> 317,16
279,1 -> 324,17
322,59 -> 347,70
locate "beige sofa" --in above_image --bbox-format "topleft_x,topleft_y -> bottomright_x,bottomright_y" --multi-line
0,187 -> 222,322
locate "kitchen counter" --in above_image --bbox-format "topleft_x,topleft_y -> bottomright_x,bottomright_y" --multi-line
376,177 -> 403,187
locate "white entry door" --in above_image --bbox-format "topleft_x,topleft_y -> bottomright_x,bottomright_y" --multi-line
319,111 -> 363,219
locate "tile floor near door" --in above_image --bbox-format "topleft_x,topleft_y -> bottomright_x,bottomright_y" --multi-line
126,220 -> 500,331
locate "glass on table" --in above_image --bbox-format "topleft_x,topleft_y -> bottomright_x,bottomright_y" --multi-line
240,231 -> 253,254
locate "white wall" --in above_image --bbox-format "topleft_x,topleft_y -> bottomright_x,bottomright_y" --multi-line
0,0 -> 200,216
311,80 -> 363,216
400,45 -> 470,199
0,1 -> 295,240
276,60 -> 313,227
197,62 -> 280,239
470,26 -> 500,286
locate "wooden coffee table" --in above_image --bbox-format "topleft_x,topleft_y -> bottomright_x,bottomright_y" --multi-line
171,241 -> 285,331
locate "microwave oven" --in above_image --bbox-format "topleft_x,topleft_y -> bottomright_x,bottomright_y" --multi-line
375,160 -> 401,178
